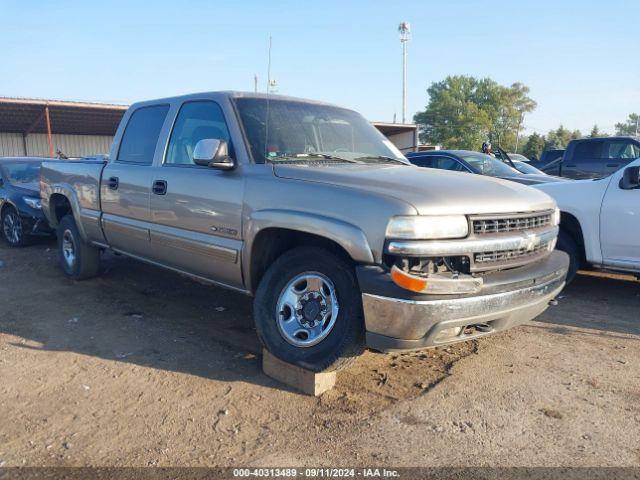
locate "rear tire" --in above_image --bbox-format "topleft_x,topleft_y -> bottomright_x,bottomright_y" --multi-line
2,207 -> 29,247
57,215 -> 100,280
254,247 -> 365,372
557,230 -> 579,284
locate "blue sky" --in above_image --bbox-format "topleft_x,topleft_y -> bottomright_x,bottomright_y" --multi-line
1,0 -> 638,135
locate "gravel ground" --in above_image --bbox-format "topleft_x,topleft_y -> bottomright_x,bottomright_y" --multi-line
0,240 -> 638,469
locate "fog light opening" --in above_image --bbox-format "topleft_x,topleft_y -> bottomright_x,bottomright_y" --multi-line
434,326 -> 463,342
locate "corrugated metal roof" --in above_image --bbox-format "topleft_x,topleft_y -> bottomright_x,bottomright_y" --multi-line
0,97 -> 127,136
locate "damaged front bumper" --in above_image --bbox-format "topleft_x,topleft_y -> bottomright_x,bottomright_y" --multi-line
21,214 -> 54,237
357,250 -> 569,352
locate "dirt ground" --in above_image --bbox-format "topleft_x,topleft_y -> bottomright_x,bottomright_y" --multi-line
0,239 -> 639,468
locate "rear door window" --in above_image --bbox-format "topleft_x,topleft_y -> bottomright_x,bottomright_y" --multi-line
572,140 -> 604,161
117,105 -> 170,164
606,140 -> 640,159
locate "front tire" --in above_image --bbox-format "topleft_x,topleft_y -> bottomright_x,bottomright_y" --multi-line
57,215 -> 100,280
557,230 -> 579,284
254,247 -> 365,372
2,207 -> 28,247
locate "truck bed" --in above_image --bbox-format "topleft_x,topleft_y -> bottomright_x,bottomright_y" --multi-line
40,158 -> 107,242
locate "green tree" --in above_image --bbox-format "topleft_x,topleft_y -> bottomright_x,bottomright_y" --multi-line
615,113 -> 640,136
522,132 -> 545,160
544,125 -> 581,150
414,75 -> 536,151
589,125 -> 608,138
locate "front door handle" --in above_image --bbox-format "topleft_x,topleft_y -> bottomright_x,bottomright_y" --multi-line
152,180 -> 167,195
606,163 -> 619,168
107,176 -> 119,190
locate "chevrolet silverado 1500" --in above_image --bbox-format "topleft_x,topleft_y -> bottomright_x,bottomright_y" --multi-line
40,92 -> 569,371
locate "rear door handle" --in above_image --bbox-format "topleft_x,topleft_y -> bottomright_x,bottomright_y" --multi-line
152,180 -> 167,195
606,163 -> 619,168
565,164 -> 576,168
107,176 -> 119,190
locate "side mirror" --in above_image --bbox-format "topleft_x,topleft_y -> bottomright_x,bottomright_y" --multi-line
620,166 -> 640,190
193,139 -> 236,171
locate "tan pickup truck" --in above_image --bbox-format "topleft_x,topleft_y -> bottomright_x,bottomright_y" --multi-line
40,91 -> 568,371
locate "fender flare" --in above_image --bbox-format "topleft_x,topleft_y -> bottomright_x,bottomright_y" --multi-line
43,183 -> 89,241
243,209 -> 375,286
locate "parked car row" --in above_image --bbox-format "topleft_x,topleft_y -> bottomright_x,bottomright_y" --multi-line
405,149 -> 563,185
525,137 -> 640,180
2,92 -> 637,373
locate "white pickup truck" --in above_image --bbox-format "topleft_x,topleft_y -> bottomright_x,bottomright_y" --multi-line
536,159 -> 640,283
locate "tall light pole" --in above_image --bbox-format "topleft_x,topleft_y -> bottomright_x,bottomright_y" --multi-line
398,22 -> 411,124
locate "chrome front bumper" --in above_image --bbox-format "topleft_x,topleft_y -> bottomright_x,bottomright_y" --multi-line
357,250 -> 569,352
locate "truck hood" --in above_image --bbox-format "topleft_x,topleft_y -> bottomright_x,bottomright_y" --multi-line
273,164 -> 556,215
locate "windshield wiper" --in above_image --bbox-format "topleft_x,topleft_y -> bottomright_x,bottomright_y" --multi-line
354,155 -> 407,164
268,153 -> 361,163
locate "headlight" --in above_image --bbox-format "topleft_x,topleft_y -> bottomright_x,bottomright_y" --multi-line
23,197 -> 41,209
386,215 -> 469,240
553,207 -> 561,226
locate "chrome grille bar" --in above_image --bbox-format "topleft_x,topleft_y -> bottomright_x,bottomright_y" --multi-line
472,211 -> 553,235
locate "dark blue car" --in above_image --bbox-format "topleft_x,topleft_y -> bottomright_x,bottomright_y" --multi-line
0,157 -> 53,246
406,150 -> 563,185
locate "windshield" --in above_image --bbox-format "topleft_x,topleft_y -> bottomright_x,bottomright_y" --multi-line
234,98 -> 407,164
459,153 -> 522,177
514,161 -> 544,175
2,162 -> 41,185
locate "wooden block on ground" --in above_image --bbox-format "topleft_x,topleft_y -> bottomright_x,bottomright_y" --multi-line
262,349 -> 336,396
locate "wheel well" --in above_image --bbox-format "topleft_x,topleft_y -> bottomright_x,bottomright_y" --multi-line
560,212 -> 586,264
249,228 -> 354,293
1,202 -> 16,218
50,194 -> 72,224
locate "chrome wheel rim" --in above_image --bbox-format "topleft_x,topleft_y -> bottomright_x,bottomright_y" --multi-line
62,229 -> 76,268
275,272 -> 339,347
3,212 -> 22,244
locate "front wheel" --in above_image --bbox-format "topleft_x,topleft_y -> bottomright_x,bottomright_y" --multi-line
57,215 -> 101,280
253,247 -> 365,372
557,230 -> 579,285
2,207 -> 28,247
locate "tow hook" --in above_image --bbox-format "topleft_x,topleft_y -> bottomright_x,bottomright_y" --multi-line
548,298 -> 559,306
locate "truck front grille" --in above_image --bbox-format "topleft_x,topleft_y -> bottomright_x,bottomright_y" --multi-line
473,239 -> 552,269
473,211 -> 553,235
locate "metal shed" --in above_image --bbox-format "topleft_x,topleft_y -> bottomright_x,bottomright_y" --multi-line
371,122 -> 418,153
0,97 -> 127,158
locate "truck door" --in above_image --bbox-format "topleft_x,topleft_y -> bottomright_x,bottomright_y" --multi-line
600,160 -> 640,267
563,140 -> 604,179
148,100 -> 244,289
101,104 -> 169,258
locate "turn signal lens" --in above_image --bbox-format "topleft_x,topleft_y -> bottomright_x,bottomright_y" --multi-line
391,265 -> 428,293
553,207 -> 561,226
